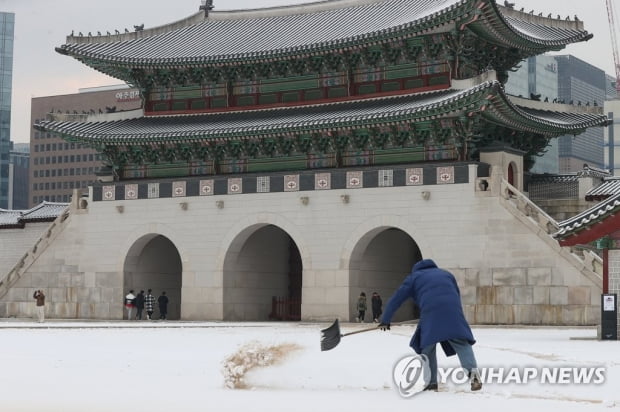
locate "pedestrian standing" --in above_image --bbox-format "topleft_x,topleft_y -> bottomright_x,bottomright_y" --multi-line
125,290 -> 136,320
144,289 -> 156,320
135,290 -> 145,320
371,292 -> 382,323
379,258 -> 482,392
33,290 -> 45,323
158,291 -> 169,320
356,292 -> 367,323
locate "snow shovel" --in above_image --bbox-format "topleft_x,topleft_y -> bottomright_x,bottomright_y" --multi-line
320,319 -> 383,351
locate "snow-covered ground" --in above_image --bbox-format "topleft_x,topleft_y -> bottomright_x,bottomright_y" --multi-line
0,320 -> 617,411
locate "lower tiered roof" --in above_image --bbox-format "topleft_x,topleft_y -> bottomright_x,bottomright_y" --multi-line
35,81 -> 608,146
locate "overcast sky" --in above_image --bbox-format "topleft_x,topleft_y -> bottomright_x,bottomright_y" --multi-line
0,0 -> 616,143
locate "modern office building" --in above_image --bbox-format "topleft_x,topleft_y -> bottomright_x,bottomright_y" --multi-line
605,75 -> 619,176
605,99 -> 620,175
506,54 -> 608,174
8,142 -> 29,209
0,12 -> 14,209
30,85 -> 141,207
606,74 -> 618,101
556,55 -> 607,173
505,55 -> 560,174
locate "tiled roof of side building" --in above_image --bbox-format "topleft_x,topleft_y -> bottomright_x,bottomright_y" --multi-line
0,202 -> 69,228
20,202 -> 70,222
34,81 -> 610,145
0,210 -> 24,228
57,0 -> 590,69
554,192 -> 620,240
585,177 -> 620,202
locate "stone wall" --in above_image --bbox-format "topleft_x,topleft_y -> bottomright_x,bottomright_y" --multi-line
0,223 -> 51,277
0,162 -> 602,324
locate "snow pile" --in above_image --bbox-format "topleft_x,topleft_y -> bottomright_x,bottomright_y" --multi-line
222,341 -> 302,389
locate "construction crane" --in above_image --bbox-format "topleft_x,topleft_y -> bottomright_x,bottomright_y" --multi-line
606,0 -> 620,93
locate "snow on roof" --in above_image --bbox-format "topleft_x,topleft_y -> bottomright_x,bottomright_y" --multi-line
0,202 -> 69,228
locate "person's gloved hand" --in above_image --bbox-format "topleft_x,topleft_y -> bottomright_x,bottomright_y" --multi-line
379,322 -> 390,331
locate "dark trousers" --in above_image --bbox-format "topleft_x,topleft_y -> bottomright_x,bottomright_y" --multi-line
159,307 -> 167,319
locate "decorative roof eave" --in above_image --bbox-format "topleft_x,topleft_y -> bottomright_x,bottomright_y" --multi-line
55,0 -> 590,75
34,81 -> 609,147
467,3 -> 591,53
479,92 -> 608,137
554,193 -> 620,246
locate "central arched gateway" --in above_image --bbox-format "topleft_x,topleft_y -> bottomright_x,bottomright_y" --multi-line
349,227 -> 422,322
222,224 -> 302,321
123,234 -> 182,320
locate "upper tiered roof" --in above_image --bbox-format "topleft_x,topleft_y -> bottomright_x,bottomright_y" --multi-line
57,0 -> 591,79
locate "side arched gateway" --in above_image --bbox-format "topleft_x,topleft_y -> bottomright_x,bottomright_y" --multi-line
348,227 -> 422,322
123,234 -> 182,320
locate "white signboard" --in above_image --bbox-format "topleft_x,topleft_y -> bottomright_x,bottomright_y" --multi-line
604,295 -> 615,312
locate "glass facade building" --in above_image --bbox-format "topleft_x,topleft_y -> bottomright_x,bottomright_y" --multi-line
556,56 -> 606,173
0,12 -> 14,209
605,99 -> 620,176
505,55 -> 559,174
507,54 -> 607,174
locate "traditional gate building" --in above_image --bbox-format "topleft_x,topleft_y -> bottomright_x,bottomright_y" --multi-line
0,0 -> 611,323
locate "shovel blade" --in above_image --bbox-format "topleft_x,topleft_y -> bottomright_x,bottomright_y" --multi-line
320,319 -> 341,351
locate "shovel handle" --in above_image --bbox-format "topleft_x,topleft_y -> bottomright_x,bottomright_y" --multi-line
341,325 -> 380,337
341,319 -> 414,337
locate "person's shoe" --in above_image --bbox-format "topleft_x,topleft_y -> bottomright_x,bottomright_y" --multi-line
470,369 -> 482,391
424,383 -> 438,391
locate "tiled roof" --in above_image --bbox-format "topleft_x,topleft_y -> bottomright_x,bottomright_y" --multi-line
585,177 -> 620,201
34,81 -> 610,145
0,210 -> 23,228
554,193 -> 620,239
577,165 -> 611,178
21,202 -> 70,222
529,174 -> 578,184
0,202 -> 69,228
57,0 -> 590,69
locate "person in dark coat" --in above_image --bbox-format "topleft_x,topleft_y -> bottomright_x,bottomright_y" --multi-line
379,259 -> 481,391
371,292 -> 382,323
135,290 -> 145,320
158,291 -> 169,320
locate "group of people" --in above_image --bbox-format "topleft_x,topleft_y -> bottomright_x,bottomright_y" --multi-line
355,291 -> 382,323
124,289 -> 169,320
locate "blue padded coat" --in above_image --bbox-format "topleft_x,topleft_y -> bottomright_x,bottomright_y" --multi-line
381,259 -> 475,356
